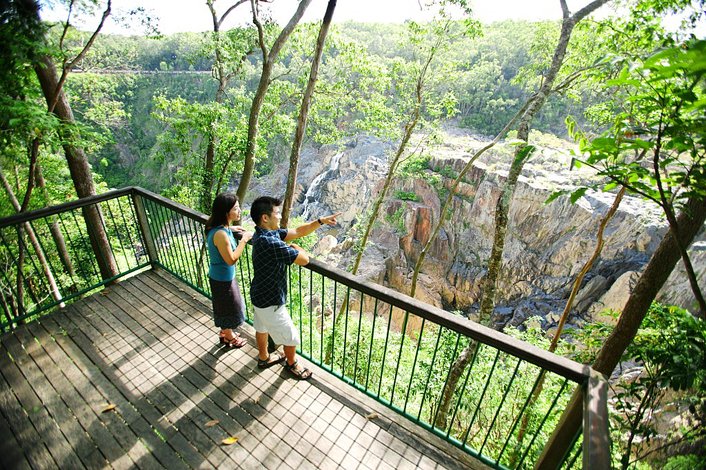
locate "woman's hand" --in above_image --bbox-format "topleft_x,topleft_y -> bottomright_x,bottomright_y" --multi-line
240,231 -> 253,243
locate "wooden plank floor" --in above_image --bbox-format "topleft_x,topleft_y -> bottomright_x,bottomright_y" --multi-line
0,269 -> 485,470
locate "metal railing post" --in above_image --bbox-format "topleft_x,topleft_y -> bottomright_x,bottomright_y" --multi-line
534,388 -> 583,469
584,370 -> 610,469
132,191 -> 159,266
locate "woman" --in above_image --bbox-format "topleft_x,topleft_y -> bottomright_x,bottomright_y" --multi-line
205,193 -> 253,348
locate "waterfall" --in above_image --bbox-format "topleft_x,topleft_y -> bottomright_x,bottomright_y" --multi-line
300,152 -> 343,220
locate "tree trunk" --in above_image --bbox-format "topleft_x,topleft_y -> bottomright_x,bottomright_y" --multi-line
235,0 -> 313,205
34,55 -> 118,280
510,186 -> 626,466
432,0 -> 610,430
35,163 -> 74,277
281,0 -> 337,228
539,194 -> 706,468
0,170 -> 64,307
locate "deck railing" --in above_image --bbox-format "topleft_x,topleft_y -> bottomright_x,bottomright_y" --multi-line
0,187 -> 609,469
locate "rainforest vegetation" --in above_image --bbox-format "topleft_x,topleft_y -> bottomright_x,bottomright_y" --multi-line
1,0 -> 705,467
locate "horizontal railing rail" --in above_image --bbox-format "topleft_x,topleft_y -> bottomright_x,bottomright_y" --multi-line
0,187 -> 609,469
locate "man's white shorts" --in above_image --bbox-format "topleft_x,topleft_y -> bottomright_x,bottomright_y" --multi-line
253,304 -> 301,346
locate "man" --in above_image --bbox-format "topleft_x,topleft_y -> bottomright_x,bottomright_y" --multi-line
249,196 -> 339,380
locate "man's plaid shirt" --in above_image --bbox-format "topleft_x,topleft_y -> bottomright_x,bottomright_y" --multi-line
249,227 -> 299,308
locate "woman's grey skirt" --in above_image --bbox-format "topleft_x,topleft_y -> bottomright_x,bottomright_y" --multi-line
209,277 -> 245,329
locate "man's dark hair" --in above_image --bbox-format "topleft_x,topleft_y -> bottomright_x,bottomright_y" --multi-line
251,196 -> 281,226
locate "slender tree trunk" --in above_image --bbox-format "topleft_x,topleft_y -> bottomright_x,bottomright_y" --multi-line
35,163 -> 74,276
0,170 -> 64,307
281,0 -> 337,228
323,17 -> 446,363
33,55 -> 118,280
652,137 -> 706,318
17,0 -> 117,280
235,0 -> 313,205
510,186 -> 626,465
538,194 -> 706,468
430,0 -> 610,430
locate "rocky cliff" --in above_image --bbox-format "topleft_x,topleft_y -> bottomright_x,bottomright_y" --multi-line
247,128 -> 704,330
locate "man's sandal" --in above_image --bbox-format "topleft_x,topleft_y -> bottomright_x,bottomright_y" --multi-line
285,360 -> 312,380
257,351 -> 285,369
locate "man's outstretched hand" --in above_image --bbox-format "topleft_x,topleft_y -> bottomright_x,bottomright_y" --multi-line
320,212 -> 342,226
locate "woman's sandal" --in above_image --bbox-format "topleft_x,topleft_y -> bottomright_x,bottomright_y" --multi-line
220,332 -> 246,348
257,351 -> 285,369
285,360 -> 312,380
219,331 -> 242,344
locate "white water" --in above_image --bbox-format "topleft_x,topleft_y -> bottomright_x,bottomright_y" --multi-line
300,152 -> 344,220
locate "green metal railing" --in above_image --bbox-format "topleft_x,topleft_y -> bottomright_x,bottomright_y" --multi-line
0,187 -> 609,469
0,188 -> 150,329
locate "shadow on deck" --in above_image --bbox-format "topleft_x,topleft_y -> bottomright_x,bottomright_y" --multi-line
0,269 -> 485,470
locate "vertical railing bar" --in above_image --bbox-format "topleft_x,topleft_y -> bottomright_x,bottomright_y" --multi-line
320,273 -> 325,363
118,196 -> 140,266
565,433 -> 583,470
0,233 -> 28,319
0,287 -> 14,332
330,280 -> 338,371
353,291 -> 364,384
390,310 -> 410,406
164,205 -> 189,280
183,214 -> 201,286
142,199 -> 161,261
81,205 -> 111,277
298,264 -> 303,349
479,357 -> 523,455
447,339 -> 481,439
309,267 -> 313,358
151,201 -> 171,269
341,286 -> 352,378
496,366 -> 546,466
148,199 -> 168,264
463,348 -> 502,447
243,241 -> 252,290
95,201 -> 120,272
104,199 -> 128,272
287,264 -> 293,325
156,203 -> 179,274
403,318 -> 426,414
69,209 -> 100,280
190,219 -> 206,292
377,303 -> 394,398
364,297 -> 379,391
417,325 -> 444,422
29,219 -> 65,292
516,379 -> 570,468
14,225 -> 47,307
431,332 -> 462,430
186,217 -> 204,289
55,211 -> 84,285
175,213 -> 195,285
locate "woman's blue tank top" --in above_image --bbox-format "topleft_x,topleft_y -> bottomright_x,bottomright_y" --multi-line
207,227 -> 236,281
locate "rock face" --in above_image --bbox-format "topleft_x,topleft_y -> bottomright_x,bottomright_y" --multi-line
249,129 -> 704,330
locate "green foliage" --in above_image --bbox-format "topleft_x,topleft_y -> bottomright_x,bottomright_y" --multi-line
570,303 -> 706,468
394,190 -> 420,202
385,206 -> 407,235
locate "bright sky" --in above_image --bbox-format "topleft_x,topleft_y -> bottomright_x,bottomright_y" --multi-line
41,0 -> 594,36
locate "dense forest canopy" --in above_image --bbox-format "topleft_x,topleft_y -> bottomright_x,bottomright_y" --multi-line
12,19 -> 608,198
1,0 -> 706,467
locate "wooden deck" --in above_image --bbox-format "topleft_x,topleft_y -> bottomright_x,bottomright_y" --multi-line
0,269 -> 484,470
